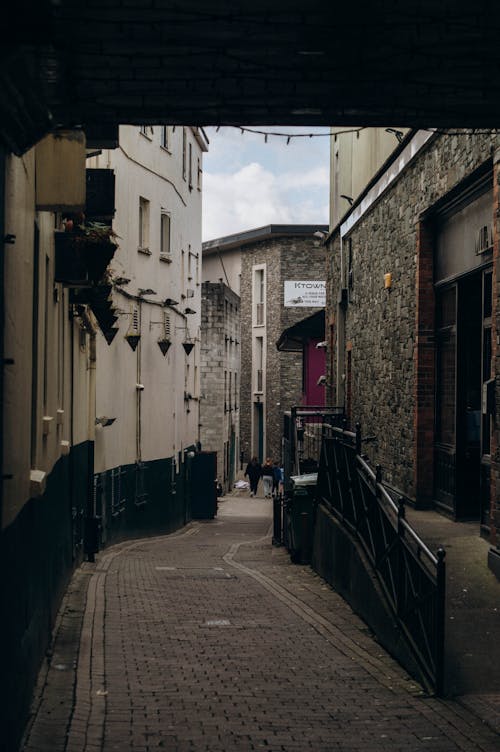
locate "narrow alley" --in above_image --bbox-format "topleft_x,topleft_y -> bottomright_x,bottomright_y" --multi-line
21,496 -> 499,752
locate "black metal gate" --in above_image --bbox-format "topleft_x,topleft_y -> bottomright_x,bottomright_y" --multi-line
317,424 -> 446,695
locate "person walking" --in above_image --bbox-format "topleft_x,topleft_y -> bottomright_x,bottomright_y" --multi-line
262,458 -> 274,498
244,457 -> 262,497
272,461 -> 283,497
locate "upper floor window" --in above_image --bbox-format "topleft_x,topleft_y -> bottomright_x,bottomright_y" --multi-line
160,211 -> 171,257
160,126 -> 171,151
188,142 -> 193,190
197,158 -> 202,191
140,125 -> 154,139
138,197 -> 150,252
182,128 -> 187,180
254,268 -> 265,326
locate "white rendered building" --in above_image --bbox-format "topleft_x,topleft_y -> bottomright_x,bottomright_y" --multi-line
87,125 -> 208,539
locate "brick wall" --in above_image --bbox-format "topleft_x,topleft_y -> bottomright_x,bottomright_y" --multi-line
239,235 -> 326,464
327,131 -> 500,511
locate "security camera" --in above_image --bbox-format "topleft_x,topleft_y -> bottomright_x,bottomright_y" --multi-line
316,340 -> 327,349
316,375 -> 327,386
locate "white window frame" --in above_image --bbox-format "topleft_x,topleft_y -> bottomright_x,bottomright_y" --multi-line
160,210 -> 171,260
160,125 -> 171,151
138,197 -> 151,254
253,265 -> 266,327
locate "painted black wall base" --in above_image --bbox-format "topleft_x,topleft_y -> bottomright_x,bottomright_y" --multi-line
0,442 -> 88,752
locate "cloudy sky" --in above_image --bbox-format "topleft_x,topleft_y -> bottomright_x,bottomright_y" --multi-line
202,126 -> 330,241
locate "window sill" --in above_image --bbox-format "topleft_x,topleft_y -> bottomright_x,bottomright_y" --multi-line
160,145 -> 172,154
138,247 -> 152,256
160,253 -> 172,264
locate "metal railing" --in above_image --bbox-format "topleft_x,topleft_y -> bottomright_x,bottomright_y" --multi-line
316,424 -> 446,695
283,406 -> 344,484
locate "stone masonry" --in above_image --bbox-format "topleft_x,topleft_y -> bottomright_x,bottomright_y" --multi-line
200,282 -> 240,492
239,232 -> 327,465
326,131 -> 500,542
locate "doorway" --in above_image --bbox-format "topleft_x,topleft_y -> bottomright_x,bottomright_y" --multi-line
434,268 -> 492,521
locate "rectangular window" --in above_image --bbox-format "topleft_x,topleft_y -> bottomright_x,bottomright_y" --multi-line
197,158 -> 202,191
140,125 -> 154,139
254,268 -> 265,326
188,142 -> 193,190
255,336 -> 264,392
161,211 -> 171,256
182,128 -> 187,180
138,197 -> 150,251
160,126 -> 170,150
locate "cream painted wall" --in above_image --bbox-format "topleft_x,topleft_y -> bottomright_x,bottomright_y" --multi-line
2,150 -> 92,528
91,126 -> 206,473
330,127 -> 409,228
202,248 -> 241,295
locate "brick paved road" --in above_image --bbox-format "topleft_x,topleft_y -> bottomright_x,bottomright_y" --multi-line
22,497 -> 500,752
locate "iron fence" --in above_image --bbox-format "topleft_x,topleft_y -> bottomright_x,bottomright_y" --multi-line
317,424 -> 446,695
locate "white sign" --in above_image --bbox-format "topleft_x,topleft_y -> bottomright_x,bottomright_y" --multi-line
284,281 -> 326,307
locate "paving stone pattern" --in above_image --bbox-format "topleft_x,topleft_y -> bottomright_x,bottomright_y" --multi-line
22,498 -> 500,752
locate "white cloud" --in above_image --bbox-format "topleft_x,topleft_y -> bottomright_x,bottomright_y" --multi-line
202,162 -> 329,241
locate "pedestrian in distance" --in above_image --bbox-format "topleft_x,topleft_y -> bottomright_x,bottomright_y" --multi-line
272,461 -> 283,497
262,458 -> 274,498
244,457 -> 262,497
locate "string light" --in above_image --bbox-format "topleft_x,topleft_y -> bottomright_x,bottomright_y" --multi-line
205,125 -> 500,145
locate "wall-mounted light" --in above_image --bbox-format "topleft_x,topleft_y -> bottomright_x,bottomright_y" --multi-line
113,276 -> 130,286
316,375 -> 328,386
384,272 -> 392,292
316,341 -> 327,350
157,338 -> 171,356
103,327 -> 119,345
184,307 -> 196,314
138,288 -> 156,296
182,341 -> 195,355
163,298 -> 179,306
125,333 -> 141,350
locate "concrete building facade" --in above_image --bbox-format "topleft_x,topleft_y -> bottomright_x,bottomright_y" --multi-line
87,125 -> 208,543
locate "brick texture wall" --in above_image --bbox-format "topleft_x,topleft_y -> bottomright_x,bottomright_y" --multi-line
327,131 -> 500,522
239,234 -> 326,464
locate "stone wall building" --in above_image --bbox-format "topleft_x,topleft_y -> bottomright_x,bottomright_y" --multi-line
200,282 -> 240,493
326,129 -> 500,577
203,225 -> 328,466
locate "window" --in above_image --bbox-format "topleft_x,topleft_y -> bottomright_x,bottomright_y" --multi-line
161,211 -> 171,256
182,128 -> 187,180
138,197 -> 150,252
254,268 -> 265,325
140,125 -> 154,139
255,336 -> 264,392
197,158 -> 202,191
160,126 -> 171,150
188,142 -> 193,190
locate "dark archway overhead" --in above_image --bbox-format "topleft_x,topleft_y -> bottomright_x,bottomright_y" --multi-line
4,1 -> 500,154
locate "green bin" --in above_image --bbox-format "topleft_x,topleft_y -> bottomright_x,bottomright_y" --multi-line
286,473 -> 318,564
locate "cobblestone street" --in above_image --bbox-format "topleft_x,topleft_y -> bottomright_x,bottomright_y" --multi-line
21,497 -> 500,752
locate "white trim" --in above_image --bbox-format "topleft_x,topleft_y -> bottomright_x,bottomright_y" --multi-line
340,130 -> 433,238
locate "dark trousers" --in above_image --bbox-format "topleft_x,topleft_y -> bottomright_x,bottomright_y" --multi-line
249,478 -> 259,494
